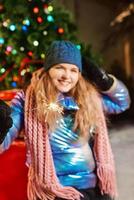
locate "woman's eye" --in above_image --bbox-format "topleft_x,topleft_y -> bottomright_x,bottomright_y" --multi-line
55,66 -> 63,70
71,69 -> 78,73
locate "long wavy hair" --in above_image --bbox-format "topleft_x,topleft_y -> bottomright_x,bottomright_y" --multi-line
31,68 -> 103,140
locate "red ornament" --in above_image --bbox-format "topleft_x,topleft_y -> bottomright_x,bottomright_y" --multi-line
5,50 -> 11,55
43,4 -> 48,9
27,51 -> 33,57
33,7 -> 39,14
0,3 -> 4,13
37,16 -> 43,23
13,76 -> 19,82
57,27 -> 64,34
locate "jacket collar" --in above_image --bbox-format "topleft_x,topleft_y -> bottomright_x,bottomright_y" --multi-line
58,94 -> 79,110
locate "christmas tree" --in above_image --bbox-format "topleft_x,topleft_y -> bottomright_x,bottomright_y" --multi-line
0,0 -> 102,90
0,0 -> 79,90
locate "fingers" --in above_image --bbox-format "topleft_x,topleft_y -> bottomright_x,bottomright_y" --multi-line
5,117 -> 13,129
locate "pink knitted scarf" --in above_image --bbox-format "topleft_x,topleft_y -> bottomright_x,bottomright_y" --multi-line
25,85 -> 117,200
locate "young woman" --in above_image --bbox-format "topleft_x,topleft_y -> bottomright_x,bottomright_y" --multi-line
0,41 -> 130,200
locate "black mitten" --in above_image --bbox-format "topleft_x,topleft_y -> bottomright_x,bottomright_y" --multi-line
0,100 -> 13,144
82,56 -> 114,91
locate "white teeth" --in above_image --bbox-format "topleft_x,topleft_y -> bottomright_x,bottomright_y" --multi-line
59,80 -> 70,85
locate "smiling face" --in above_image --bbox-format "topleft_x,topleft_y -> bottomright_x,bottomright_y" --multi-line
48,63 -> 80,93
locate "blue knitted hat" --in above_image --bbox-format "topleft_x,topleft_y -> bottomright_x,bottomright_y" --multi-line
44,40 -> 82,71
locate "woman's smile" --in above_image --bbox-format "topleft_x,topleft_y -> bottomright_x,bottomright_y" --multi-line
48,63 -> 79,93
58,80 -> 71,86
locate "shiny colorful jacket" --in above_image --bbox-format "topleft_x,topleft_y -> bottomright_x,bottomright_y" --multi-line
0,78 -> 130,189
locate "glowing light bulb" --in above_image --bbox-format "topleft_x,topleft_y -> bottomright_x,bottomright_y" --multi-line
47,15 -> 54,22
33,7 -> 39,14
9,24 -> 16,31
43,30 -> 48,35
48,6 -> 53,12
0,68 -> 6,73
20,46 -> 25,51
33,40 -> 39,46
0,38 -> 4,44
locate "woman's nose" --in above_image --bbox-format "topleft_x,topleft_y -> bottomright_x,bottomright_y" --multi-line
62,70 -> 71,79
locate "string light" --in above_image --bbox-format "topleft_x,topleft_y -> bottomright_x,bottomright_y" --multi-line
47,15 -> 54,22
0,38 -> 4,44
0,3 -> 4,13
6,46 -> 12,52
12,49 -> 17,55
37,16 -> 43,23
43,5 -> 49,14
41,53 -> 45,58
27,51 -> 33,56
33,7 -> 39,14
76,45 -> 81,50
20,69 -> 26,76
33,40 -> 39,46
20,46 -> 25,51
11,81 -> 17,87
22,25 -> 28,32
0,68 -> 6,73
3,19 -> 10,27
9,24 -> 16,31
23,19 -> 30,26
43,30 -> 48,35
43,4 -> 48,9
57,27 -> 64,34
48,6 -> 53,12
13,76 -> 19,82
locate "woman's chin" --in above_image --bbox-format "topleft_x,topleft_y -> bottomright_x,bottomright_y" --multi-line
57,87 -> 71,93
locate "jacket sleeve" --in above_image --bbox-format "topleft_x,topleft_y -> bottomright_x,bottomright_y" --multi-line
102,76 -> 131,114
0,90 -> 25,153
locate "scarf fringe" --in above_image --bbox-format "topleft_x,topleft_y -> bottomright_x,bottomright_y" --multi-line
97,163 -> 118,198
27,167 -> 82,200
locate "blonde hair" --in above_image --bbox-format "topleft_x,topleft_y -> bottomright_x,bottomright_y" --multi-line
31,68 -> 102,140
